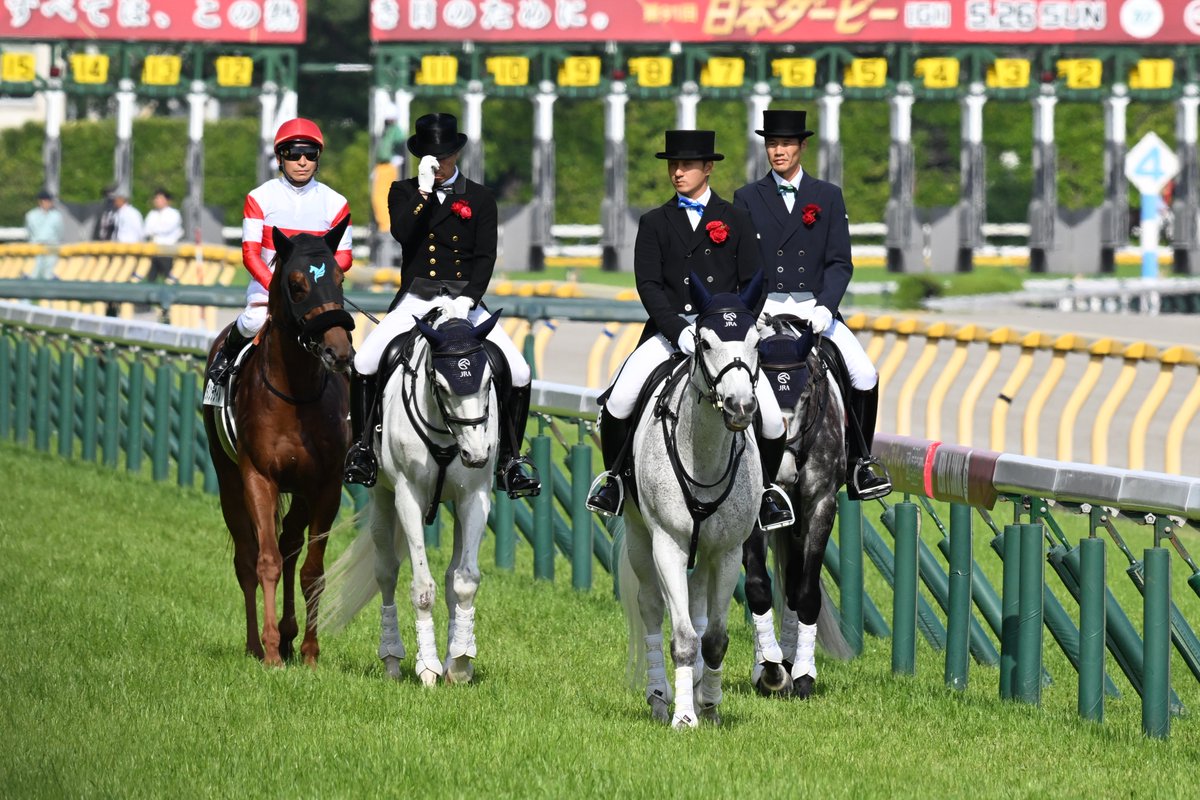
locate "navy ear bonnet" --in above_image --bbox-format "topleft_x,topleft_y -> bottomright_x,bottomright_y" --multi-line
759,329 -> 815,408
428,319 -> 489,396
697,291 -> 756,342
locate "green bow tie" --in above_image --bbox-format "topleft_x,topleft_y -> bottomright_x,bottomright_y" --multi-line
777,183 -> 797,195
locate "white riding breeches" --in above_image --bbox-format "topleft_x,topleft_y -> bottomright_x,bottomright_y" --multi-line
235,280 -> 269,338
604,333 -> 785,440
761,296 -> 877,391
353,293 -> 530,386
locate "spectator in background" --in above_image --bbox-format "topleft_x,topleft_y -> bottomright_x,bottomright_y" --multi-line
26,189 -> 63,280
111,192 -> 144,244
143,187 -> 183,283
93,185 -> 117,241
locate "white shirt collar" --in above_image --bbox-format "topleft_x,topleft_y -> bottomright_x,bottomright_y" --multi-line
677,186 -> 712,208
772,170 -> 803,191
279,175 -> 317,194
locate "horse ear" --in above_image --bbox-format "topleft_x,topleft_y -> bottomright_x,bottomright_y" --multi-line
323,216 -> 349,257
688,271 -> 712,311
413,316 -> 444,349
470,311 -> 500,341
271,226 -> 294,265
738,270 -> 763,310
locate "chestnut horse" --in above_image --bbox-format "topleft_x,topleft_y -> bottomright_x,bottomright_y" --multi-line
203,220 -> 355,666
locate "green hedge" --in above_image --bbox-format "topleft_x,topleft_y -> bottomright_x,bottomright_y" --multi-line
0,99 -> 1177,230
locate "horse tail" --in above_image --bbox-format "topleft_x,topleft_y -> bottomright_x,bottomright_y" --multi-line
614,520 -> 648,693
317,513 -> 380,634
816,577 -> 855,661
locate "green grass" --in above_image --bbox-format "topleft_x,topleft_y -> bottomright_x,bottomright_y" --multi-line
3,442 -> 1200,798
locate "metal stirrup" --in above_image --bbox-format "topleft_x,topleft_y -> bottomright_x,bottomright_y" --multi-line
852,456 -> 892,496
759,484 -> 795,531
585,471 -> 624,517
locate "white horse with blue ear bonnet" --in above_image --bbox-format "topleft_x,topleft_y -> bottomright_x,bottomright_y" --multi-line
320,298 -> 500,685
616,271 -> 765,728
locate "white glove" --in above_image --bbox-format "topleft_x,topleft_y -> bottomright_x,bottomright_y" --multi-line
451,295 -> 474,318
808,305 -> 833,335
676,325 -> 697,356
417,155 -> 439,194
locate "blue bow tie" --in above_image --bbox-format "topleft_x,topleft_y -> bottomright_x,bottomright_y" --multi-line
678,197 -> 705,213
777,183 -> 797,195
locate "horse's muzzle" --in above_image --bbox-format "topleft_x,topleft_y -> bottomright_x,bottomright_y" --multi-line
723,398 -> 757,432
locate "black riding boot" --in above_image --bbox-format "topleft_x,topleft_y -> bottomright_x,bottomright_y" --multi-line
207,326 -> 249,385
847,383 -> 892,501
757,433 -> 795,530
586,413 -> 632,517
497,383 -> 541,498
343,373 -> 379,487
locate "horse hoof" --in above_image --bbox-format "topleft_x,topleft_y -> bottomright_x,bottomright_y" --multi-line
754,662 -> 793,696
671,711 -> 699,729
417,668 -> 440,687
699,704 -> 721,725
793,675 -> 816,700
382,656 -> 403,680
648,696 -> 671,724
444,657 -> 475,684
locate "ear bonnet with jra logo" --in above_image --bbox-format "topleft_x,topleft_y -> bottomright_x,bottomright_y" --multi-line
696,294 -> 757,342
425,319 -> 490,396
759,329 -> 816,408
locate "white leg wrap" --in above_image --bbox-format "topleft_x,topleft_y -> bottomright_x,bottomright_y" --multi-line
377,604 -> 406,660
751,611 -> 784,664
793,621 -> 818,680
692,616 -> 708,677
672,666 -> 698,728
699,664 -> 723,710
780,607 -> 800,664
645,633 -> 672,704
447,604 -> 477,659
414,617 -> 444,678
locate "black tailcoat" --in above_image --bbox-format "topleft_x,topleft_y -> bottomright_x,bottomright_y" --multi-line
634,191 -> 764,345
732,171 -> 852,313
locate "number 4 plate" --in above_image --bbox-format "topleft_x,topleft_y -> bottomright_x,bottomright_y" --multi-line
1124,131 -> 1179,196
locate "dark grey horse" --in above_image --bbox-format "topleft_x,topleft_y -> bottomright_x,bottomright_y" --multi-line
743,319 -> 854,699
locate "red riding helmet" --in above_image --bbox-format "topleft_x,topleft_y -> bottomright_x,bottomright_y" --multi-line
273,118 -> 324,153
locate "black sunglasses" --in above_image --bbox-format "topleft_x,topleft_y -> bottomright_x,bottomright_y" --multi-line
280,146 -> 320,162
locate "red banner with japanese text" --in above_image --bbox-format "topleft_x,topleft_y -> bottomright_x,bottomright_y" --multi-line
371,0 -> 1200,44
0,0 -> 306,43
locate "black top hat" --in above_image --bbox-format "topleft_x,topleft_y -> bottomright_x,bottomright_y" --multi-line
755,109 -> 815,140
407,112 -> 468,158
655,130 -> 724,161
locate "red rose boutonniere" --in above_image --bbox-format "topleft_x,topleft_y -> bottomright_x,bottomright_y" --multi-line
451,199 -> 472,220
802,203 -> 821,227
705,220 -> 729,244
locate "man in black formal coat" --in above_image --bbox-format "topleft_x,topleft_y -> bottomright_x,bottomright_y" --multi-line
734,109 -> 891,500
586,129 -> 794,531
344,112 -> 540,498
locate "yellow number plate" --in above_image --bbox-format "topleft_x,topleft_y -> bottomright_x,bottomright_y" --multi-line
1129,59 -> 1173,90
1057,59 -> 1102,90
772,58 -> 816,88
986,59 -> 1030,89
1,53 -> 36,83
629,56 -> 672,88
141,55 -> 182,87
215,56 -> 254,87
844,58 -> 887,89
700,57 -> 744,88
70,54 -> 110,85
486,56 -> 529,87
915,57 -> 959,89
558,56 -> 601,87
416,55 -> 458,86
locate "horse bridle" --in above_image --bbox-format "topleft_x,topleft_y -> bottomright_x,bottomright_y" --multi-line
691,307 -> 759,410
410,339 -> 494,434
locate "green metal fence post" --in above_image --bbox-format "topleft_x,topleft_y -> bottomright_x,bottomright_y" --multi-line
1016,522 -> 1045,705
838,492 -> 864,656
152,361 -> 172,482
1143,545 -> 1171,739
425,504 -> 442,548
493,490 -> 515,570
177,370 -> 198,489
33,345 -> 51,452
80,353 -> 99,462
892,500 -> 918,675
126,358 -> 145,474
100,349 -> 119,466
570,428 -> 593,591
945,503 -> 972,691
0,334 -> 11,439
56,346 -> 75,459
14,338 -> 31,445
999,525 -> 1021,700
532,423 -> 553,581
1078,535 -> 1106,723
